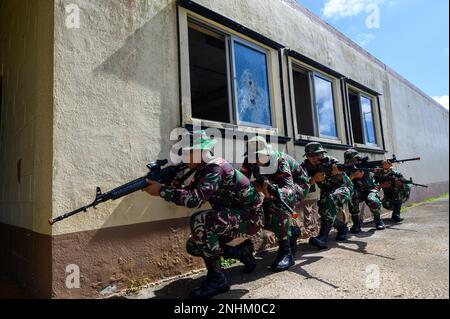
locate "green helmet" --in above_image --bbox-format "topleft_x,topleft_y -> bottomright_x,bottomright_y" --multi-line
181,130 -> 217,152
344,149 -> 360,162
245,136 -> 274,157
303,142 -> 327,157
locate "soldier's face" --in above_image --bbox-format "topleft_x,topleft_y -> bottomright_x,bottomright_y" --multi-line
256,154 -> 270,166
185,150 -> 202,169
307,153 -> 323,165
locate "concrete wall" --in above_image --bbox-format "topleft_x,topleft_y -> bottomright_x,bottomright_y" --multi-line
0,0 -> 54,296
0,0 -> 447,298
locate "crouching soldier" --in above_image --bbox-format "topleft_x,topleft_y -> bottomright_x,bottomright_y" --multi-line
302,143 -> 353,249
344,149 -> 385,232
143,131 -> 264,299
375,160 -> 412,222
241,137 -> 310,272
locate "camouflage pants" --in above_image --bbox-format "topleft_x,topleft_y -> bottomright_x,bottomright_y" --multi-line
319,186 -> 352,224
186,207 -> 264,259
263,201 -> 292,241
382,186 -> 412,210
349,189 -> 382,219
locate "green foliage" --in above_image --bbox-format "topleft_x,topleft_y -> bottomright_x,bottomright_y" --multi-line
220,256 -> 238,268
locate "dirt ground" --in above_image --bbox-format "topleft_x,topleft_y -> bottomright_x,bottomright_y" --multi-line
129,198 -> 449,299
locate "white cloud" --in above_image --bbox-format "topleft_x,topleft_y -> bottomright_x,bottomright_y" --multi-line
433,95 -> 449,110
356,33 -> 375,47
322,0 -> 385,19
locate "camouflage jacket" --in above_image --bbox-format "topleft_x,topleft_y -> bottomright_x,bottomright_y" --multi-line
160,157 -> 260,210
352,171 -> 379,193
302,155 -> 353,194
241,151 -> 311,202
374,169 -> 412,193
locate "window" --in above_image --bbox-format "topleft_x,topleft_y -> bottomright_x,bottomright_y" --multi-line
187,20 -> 273,128
233,40 -> 272,127
348,89 -> 377,145
291,65 -> 338,139
314,75 -> 337,138
188,24 -> 230,123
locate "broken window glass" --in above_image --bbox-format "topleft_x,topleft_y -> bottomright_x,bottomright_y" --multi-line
233,41 -> 272,127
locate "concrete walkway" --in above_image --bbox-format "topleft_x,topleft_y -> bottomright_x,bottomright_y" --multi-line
128,198 -> 449,299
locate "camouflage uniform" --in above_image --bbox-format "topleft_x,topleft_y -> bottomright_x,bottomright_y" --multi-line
375,169 -> 412,210
344,151 -> 382,220
302,155 -> 353,225
344,149 -> 385,232
160,157 -> 264,259
241,151 -> 310,241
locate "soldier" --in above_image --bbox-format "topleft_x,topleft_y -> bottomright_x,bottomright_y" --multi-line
344,149 -> 385,233
301,142 -> 354,249
143,131 -> 264,299
241,136 -> 311,272
375,160 -> 412,222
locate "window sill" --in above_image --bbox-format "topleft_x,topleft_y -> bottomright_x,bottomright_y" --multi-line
184,124 -> 291,144
354,144 -> 387,155
294,138 -> 352,150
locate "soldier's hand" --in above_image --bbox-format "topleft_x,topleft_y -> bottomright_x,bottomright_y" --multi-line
331,164 -> 341,176
394,180 -> 403,187
380,181 -> 391,189
311,172 -> 326,184
382,160 -> 393,171
143,179 -> 162,196
255,180 -> 272,199
351,170 -> 365,180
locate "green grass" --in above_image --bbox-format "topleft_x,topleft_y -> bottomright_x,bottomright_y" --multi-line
424,193 -> 448,202
220,256 -> 238,268
401,193 -> 448,212
126,277 -> 151,294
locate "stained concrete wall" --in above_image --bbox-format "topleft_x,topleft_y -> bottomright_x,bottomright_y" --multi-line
0,0 -> 54,296
52,0 -> 189,236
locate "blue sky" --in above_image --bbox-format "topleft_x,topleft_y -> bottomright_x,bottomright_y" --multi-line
298,0 -> 449,110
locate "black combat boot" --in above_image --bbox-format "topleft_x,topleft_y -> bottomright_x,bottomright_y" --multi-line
271,240 -> 295,272
223,240 -> 256,273
335,220 -> 348,241
374,216 -> 386,230
290,226 -> 301,256
309,220 -> 333,249
391,203 -> 404,222
189,258 -> 230,299
350,215 -> 362,234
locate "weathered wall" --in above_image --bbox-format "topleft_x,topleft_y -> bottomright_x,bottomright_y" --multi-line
52,0 -> 187,237
0,0 -> 54,297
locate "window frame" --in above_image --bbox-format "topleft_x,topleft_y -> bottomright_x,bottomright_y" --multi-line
187,20 -> 234,125
288,57 -> 345,145
178,8 -> 282,136
346,85 -> 383,150
230,36 -> 273,129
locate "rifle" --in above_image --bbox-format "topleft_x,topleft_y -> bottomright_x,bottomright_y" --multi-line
255,176 -> 299,219
49,160 -> 189,225
378,175 -> 428,189
354,155 -> 421,169
309,157 -> 376,177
